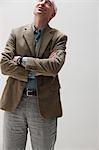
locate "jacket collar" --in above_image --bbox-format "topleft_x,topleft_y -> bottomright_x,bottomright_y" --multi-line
23,23 -> 55,57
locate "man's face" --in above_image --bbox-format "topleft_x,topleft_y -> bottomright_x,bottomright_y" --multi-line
33,0 -> 55,21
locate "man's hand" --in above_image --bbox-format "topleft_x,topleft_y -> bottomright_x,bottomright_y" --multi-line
49,51 -> 57,60
13,56 -> 23,66
13,56 -> 21,63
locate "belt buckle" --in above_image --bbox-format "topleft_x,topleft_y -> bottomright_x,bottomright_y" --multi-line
26,90 -> 33,96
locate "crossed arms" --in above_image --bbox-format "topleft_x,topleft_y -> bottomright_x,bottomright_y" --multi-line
0,30 -> 67,82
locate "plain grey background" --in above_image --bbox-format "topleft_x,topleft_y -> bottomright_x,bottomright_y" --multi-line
0,0 -> 98,150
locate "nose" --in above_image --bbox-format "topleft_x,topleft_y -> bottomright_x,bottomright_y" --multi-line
40,0 -> 46,5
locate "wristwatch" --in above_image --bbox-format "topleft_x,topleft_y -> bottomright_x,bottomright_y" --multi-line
17,56 -> 23,65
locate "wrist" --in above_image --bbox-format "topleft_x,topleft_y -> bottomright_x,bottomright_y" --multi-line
17,56 -> 23,65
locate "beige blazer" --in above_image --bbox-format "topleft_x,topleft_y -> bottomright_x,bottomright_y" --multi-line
0,23 -> 67,118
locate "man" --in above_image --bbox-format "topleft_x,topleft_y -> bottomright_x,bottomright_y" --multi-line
0,0 -> 67,150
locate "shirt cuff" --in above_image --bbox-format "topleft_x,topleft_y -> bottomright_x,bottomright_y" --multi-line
21,57 -> 28,67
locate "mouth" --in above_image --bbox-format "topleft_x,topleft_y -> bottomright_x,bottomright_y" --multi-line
37,6 -> 46,12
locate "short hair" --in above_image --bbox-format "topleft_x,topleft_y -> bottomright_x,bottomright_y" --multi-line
50,0 -> 57,14
35,0 -> 57,14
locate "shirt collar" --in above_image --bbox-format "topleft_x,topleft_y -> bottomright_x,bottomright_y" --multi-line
32,24 -> 47,34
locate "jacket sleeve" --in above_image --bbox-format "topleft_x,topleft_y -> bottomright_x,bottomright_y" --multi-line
23,35 -> 68,77
0,30 -> 28,82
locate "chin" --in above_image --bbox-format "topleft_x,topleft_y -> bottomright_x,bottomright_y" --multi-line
34,11 -> 44,15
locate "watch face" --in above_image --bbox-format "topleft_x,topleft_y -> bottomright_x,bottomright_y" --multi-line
17,57 -> 21,65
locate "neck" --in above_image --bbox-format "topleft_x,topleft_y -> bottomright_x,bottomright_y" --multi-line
34,15 -> 48,29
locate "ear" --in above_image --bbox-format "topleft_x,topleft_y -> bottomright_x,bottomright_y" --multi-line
50,12 -> 56,20
52,11 -> 56,17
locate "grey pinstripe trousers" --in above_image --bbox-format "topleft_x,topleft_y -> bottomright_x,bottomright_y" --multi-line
3,94 -> 57,150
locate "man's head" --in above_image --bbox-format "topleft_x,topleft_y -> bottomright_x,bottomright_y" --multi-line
33,0 -> 57,22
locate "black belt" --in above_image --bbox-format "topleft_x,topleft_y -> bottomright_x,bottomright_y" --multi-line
23,89 -> 37,96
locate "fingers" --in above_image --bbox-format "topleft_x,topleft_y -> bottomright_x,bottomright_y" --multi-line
49,51 -> 57,59
13,56 -> 20,62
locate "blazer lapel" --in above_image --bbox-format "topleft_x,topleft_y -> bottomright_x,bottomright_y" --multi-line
23,24 -> 35,56
23,24 -> 55,58
38,25 -> 54,58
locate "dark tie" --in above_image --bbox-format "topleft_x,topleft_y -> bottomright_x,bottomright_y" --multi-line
34,29 -> 41,57
34,29 -> 41,44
